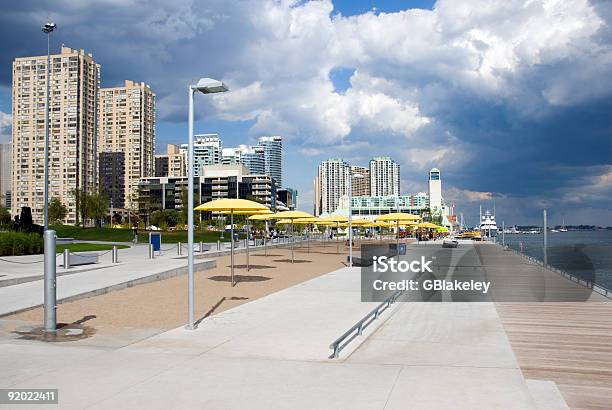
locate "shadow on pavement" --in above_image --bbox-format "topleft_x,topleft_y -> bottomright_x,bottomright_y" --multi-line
208,275 -> 272,283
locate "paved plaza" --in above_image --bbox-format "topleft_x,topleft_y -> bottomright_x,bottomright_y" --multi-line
2,242 -> 608,408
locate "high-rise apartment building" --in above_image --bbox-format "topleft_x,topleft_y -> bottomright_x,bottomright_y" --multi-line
182,134 -> 221,176
370,156 -> 400,196
242,174 -> 277,209
315,158 -> 350,216
0,143 -> 11,208
257,136 -> 282,187
240,145 -> 265,175
350,165 -> 370,197
154,144 -> 185,177
221,145 -> 265,175
12,46 -> 100,224
221,147 -> 240,165
99,151 -> 125,209
98,80 -> 155,209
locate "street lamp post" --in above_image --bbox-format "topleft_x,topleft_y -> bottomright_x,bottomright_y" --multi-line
186,78 -> 228,330
348,171 -> 364,267
42,22 -> 57,333
42,22 -> 56,230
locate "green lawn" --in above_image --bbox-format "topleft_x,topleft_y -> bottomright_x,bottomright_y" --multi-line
51,225 -> 244,244
55,243 -> 130,253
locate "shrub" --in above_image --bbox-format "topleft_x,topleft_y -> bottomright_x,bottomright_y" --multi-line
0,231 -> 44,256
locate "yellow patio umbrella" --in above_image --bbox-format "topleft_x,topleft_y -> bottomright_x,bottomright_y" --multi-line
290,217 -> 323,253
195,199 -> 268,286
247,212 -> 276,257
349,218 -> 371,226
417,222 -> 440,229
304,219 -> 335,246
270,210 -> 314,219
369,220 -> 395,241
320,215 -> 348,222
221,209 -> 273,271
376,212 -> 421,222
376,213 -> 422,256
371,220 -> 395,227
347,219 -> 371,239
268,211 -> 314,263
248,213 -> 276,220
320,215 -> 349,253
310,219 -> 335,226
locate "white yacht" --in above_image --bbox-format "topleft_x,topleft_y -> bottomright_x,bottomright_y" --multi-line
479,206 -> 498,238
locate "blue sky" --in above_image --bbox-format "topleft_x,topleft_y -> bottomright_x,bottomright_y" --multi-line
332,0 -> 435,15
0,0 -> 611,225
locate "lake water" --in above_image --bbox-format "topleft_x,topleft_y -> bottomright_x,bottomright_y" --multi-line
501,230 -> 612,290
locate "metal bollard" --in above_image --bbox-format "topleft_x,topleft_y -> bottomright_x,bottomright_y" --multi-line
112,245 -> 118,263
178,242 -> 183,256
217,240 -> 220,251
149,243 -> 155,259
63,248 -> 70,269
199,241 -> 203,252
44,230 -> 57,332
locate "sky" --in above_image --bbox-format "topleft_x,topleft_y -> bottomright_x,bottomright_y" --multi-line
0,0 -> 611,226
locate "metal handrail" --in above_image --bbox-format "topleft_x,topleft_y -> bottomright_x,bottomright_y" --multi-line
329,290 -> 404,359
504,245 -> 611,299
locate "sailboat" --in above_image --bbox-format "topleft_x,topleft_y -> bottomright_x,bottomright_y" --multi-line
559,218 -> 568,232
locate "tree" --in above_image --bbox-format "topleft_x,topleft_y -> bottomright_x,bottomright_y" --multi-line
111,212 -> 123,225
0,204 -> 10,228
150,210 -> 165,228
70,188 -> 89,226
164,209 -> 179,228
48,198 -> 68,224
179,187 -> 188,226
86,192 -> 109,228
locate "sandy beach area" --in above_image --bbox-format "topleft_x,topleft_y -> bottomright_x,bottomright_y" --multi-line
7,241 -> 355,330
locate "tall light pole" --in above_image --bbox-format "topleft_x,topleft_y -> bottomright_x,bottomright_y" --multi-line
186,78 -> 228,330
348,170 -> 364,267
42,22 -> 56,230
42,22 -> 57,333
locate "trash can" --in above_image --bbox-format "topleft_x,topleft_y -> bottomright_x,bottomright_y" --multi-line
398,243 -> 406,255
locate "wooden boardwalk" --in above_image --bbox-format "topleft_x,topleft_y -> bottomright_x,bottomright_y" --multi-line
497,302 -> 612,410
473,244 -> 611,409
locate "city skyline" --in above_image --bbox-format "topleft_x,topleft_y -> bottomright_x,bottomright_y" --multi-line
0,1 -> 611,225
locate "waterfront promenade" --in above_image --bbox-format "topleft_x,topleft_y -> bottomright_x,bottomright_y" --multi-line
1,242 -> 610,408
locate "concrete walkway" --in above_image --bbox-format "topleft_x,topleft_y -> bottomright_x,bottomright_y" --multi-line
348,302 -> 535,409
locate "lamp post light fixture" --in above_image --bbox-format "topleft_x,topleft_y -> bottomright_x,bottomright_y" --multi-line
186,78 -> 228,330
348,171 -> 364,267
